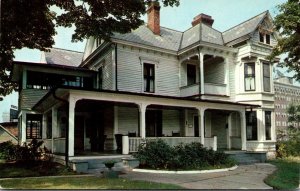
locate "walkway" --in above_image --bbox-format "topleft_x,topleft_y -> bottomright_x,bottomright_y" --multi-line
120,163 -> 276,189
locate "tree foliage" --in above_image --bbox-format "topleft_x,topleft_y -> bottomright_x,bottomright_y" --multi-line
0,0 -> 179,96
270,0 -> 300,81
287,103 -> 300,129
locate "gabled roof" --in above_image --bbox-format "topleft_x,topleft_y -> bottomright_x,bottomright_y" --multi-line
112,25 -> 182,52
222,11 -> 268,44
44,48 -> 83,67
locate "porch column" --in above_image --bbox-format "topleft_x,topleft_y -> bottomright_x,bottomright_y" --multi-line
225,58 -> 230,96
113,106 -> 119,150
199,52 -> 204,94
198,107 -> 205,145
227,113 -> 232,149
42,114 -> 47,139
239,110 -> 247,150
21,111 -> 27,144
138,103 -> 148,138
68,96 -> 77,157
52,107 -> 58,153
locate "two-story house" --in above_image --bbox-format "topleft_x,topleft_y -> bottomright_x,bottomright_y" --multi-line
12,2 -> 279,164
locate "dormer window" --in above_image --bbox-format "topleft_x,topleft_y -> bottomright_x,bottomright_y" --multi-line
259,32 -> 271,45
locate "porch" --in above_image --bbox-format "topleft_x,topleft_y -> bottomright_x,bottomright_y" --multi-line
33,88 -> 249,160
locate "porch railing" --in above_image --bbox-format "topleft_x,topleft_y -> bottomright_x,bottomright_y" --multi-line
126,136 -> 217,153
204,83 -> 227,95
180,83 -> 200,97
246,141 -> 276,152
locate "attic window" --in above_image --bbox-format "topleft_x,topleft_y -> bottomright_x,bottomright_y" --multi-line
259,32 -> 271,45
266,34 -> 270,44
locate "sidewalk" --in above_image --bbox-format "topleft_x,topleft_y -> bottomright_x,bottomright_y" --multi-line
120,163 -> 276,189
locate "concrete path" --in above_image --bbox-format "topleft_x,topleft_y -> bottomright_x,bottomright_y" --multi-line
120,163 -> 276,189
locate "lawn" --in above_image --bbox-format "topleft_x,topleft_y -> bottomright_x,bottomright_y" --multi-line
0,160 -> 77,178
265,157 -> 300,190
0,176 -> 183,189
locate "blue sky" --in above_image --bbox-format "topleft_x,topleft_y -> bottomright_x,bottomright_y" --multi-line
0,0 -> 288,122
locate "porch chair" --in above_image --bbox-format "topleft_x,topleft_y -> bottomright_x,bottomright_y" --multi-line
128,131 -> 137,137
172,131 -> 180,137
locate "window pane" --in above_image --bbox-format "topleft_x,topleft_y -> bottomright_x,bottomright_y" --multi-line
266,34 -> 270,44
264,77 -> 270,92
263,63 -> 270,77
144,63 -> 155,93
187,64 -> 196,86
265,111 -> 271,140
246,111 -> 257,140
259,32 -> 264,43
150,79 -> 154,92
244,63 -> 255,91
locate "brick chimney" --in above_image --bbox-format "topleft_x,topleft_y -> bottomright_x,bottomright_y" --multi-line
147,1 -> 161,35
192,13 -> 214,27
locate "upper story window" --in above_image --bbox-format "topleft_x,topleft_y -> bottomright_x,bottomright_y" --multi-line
26,71 -> 93,89
263,62 -> 271,92
26,114 -> 42,139
265,111 -> 272,140
244,63 -> 255,91
259,32 -> 271,45
187,64 -> 196,86
144,63 -> 155,93
246,111 -> 257,140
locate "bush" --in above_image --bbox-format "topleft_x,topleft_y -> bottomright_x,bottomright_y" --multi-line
0,141 -> 17,160
276,130 -> 300,158
134,139 -> 235,170
0,139 -> 51,162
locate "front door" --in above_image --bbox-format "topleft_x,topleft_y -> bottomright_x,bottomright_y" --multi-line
90,113 -> 105,152
146,110 -> 162,137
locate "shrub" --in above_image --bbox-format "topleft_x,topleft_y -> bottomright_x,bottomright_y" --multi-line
134,139 -> 235,170
276,130 -> 300,158
134,139 -> 174,169
0,141 -> 17,160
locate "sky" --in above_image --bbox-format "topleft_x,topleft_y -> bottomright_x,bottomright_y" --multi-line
0,0 -> 289,122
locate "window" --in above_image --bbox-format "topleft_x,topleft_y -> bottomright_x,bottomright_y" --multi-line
246,111 -> 257,140
259,32 -> 264,43
266,34 -> 270,45
98,67 -> 103,90
244,63 -> 255,91
26,114 -> 42,139
265,111 -> 272,140
144,63 -> 155,93
263,62 -> 271,92
187,64 -> 196,86
259,32 -> 271,45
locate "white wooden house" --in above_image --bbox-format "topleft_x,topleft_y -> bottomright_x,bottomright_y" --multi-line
12,2 -> 279,163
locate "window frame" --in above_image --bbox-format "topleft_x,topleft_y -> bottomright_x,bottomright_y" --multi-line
263,62 -> 271,92
143,63 -> 155,93
246,111 -> 258,141
244,63 -> 256,91
26,114 -> 43,139
265,111 -> 272,140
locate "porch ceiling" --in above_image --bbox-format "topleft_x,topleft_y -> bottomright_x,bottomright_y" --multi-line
32,87 -> 260,113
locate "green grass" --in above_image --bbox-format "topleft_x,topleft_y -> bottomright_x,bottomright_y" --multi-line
0,160 -> 77,178
0,176 -> 183,189
265,157 -> 300,190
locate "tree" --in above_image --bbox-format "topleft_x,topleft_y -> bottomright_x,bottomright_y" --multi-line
287,103 -> 300,130
0,0 -> 180,96
269,0 -> 300,81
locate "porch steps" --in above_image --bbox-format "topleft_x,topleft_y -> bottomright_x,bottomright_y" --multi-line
69,155 -> 139,174
226,151 -> 267,165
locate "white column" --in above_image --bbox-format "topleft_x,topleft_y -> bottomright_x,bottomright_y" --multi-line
199,53 -> 204,94
198,108 -> 205,145
257,109 -> 264,141
240,110 -> 247,150
271,111 -> 276,141
68,96 -> 77,157
52,107 -> 58,153
42,114 -> 47,139
21,111 -> 27,144
225,58 -> 230,96
138,103 -> 147,138
227,113 -> 232,150
113,105 -> 119,150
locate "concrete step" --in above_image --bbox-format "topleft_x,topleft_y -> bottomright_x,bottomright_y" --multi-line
228,153 -> 261,164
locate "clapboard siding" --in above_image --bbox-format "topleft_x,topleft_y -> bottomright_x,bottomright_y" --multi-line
231,112 -> 241,137
204,61 -> 225,84
162,110 -> 181,136
211,114 -> 227,149
117,46 -> 179,96
228,56 -> 236,100
118,106 -> 139,135
20,89 -> 49,110
252,30 -> 277,46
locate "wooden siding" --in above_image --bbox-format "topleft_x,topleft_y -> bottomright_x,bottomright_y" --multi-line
228,56 -> 236,100
211,113 -> 227,149
20,89 -> 49,110
117,46 -> 179,96
204,61 -> 225,84
252,30 -> 277,46
162,109 -> 182,136
118,106 -> 139,135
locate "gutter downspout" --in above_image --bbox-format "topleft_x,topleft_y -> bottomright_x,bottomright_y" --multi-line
52,88 -> 69,167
